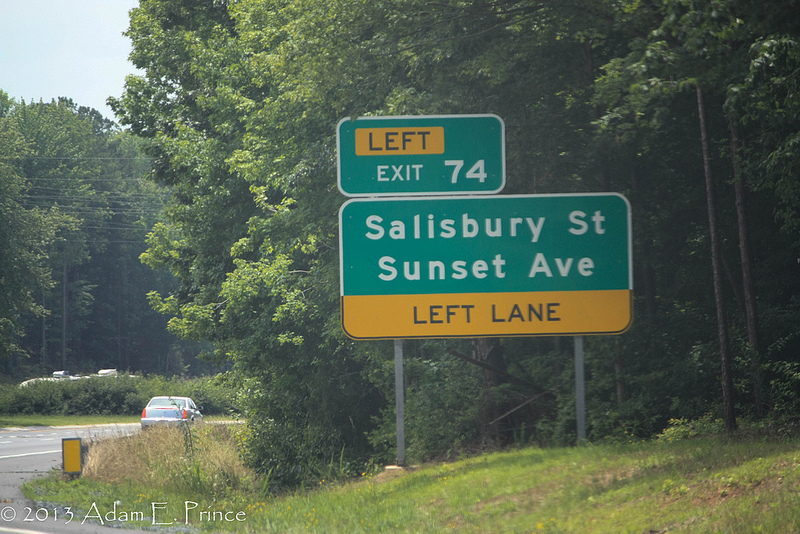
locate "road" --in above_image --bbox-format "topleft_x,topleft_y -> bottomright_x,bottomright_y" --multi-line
0,424 -> 161,534
0,424 -> 136,461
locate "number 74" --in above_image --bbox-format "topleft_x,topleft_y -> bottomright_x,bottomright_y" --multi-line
445,160 -> 487,183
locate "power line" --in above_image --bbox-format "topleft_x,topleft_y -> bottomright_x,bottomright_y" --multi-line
62,240 -> 153,244
0,156 -> 151,161
21,176 -> 161,183
77,225 -> 153,231
18,205 -> 166,217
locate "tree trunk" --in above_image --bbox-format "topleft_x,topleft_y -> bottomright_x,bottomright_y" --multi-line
61,264 -> 68,371
614,338 -> 626,406
41,291 -> 47,367
730,124 -> 764,416
696,86 -> 736,431
474,338 -> 509,443
117,277 -> 124,371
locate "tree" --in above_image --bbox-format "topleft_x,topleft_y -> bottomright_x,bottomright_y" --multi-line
1,94 -> 189,376
112,0 -> 389,487
591,0 -> 765,431
114,0 -> 800,478
0,93 -> 77,361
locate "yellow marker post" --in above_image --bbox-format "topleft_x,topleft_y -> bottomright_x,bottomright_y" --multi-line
62,437 -> 82,475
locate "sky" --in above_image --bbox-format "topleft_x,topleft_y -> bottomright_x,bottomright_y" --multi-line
0,0 -> 140,120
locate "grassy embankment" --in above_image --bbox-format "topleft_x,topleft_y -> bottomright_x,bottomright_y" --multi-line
22,422 -> 800,533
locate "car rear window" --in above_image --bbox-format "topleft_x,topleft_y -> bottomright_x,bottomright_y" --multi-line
148,398 -> 186,408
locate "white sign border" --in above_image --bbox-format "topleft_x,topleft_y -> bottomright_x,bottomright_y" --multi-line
336,113 -> 507,198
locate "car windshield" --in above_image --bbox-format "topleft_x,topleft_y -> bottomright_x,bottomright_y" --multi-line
148,398 -> 185,408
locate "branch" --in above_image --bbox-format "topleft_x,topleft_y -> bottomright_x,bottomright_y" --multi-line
447,349 -> 537,389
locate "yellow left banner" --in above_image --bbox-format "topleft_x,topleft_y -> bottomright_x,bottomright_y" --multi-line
341,289 -> 632,339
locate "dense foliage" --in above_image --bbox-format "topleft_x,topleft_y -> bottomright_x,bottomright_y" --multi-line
0,95 -> 216,376
105,0 -> 800,489
3,0 -> 800,492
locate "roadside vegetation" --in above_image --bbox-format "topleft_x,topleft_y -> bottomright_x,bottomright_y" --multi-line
24,418 -> 800,533
0,373 -> 238,419
6,0 -> 800,504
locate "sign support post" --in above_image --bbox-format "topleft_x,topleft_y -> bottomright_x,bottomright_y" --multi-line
574,336 -> 586,443
394,339 -> 406,466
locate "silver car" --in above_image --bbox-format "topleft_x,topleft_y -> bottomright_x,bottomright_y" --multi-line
141,396 -> 203,429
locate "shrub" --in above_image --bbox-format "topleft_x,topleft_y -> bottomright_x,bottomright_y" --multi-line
656,414 -> 724,442
62,376 -> 144,415
1,373 -> 239,416
1,380 -> 66,414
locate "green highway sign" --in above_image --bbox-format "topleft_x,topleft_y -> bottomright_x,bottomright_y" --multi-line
339,193 -> 632,339
337,114 -> 505,197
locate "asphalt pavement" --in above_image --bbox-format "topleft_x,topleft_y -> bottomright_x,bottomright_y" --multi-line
0,424 -> 166,534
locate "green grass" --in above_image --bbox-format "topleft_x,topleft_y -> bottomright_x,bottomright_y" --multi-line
22,432 -> 800,533
0,414 -> 140,427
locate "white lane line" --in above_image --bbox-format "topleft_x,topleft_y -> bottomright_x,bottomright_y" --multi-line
0,450 -> 61,460
0,526 -> 57,534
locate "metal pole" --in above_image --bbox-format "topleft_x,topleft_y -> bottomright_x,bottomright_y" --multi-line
574,336 -> 586,443
394,339 -> 406,466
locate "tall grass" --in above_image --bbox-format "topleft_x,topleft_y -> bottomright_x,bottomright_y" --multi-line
83,424 -> 258,500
